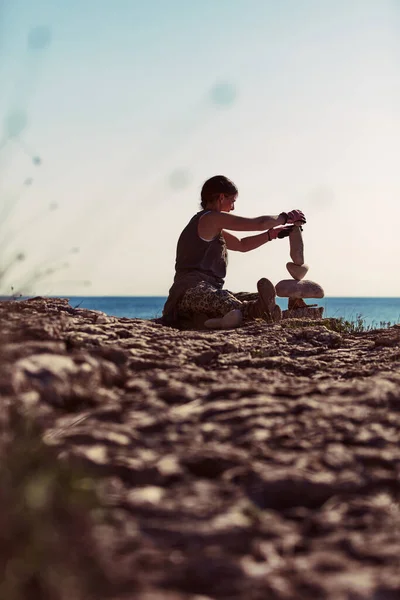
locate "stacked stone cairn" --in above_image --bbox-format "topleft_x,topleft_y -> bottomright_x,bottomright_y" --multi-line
276,222 -> 325,319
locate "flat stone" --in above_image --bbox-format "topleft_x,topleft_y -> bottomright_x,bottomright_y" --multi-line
275,279 -> 325,299
289,225 -> 304,265
286,262 -> 309,281
205,309 -> 242,330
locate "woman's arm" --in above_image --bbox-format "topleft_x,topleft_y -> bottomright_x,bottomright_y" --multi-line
198,211 -> 286,241
223,227 -> 292,252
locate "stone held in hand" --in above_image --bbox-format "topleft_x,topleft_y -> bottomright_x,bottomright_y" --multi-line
289,225 -> 304,266
275,279 -> 325,299
286,262 -> 309,281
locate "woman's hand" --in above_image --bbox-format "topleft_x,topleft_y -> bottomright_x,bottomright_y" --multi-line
267,225 -> 294,241
280,209 -> 306,224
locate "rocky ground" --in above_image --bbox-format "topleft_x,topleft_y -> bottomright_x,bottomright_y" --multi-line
1,297 -> 400,600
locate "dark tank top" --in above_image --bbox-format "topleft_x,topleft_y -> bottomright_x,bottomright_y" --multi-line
175,211 -> 227,285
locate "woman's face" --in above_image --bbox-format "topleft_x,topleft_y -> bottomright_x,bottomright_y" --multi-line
219,193 -> 237,212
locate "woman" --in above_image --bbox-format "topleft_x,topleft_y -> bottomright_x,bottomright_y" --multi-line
162,175 -> 305,329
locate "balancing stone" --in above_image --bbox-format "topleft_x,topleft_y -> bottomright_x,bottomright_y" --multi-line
275,279 -> 325,299
289,225 -> 304,265
286,262 -> 309,281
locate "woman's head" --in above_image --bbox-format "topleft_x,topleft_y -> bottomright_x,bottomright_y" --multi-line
200,175 -> 238,211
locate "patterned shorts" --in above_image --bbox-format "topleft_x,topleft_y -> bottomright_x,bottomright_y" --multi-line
177,281 -> 244,318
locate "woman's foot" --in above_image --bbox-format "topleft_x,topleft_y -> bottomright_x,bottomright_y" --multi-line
245,278 -> 281,322
205,309 -> 243,329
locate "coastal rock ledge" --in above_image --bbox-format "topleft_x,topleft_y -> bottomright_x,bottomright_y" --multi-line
1,297 -> 400,599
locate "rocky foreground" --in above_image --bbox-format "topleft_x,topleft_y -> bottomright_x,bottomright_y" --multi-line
1,297 -> 400,600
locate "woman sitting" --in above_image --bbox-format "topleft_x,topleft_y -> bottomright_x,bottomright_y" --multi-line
162,175 -> 305,329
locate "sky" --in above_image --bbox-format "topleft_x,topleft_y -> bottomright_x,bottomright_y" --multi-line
0,0 -> 399,297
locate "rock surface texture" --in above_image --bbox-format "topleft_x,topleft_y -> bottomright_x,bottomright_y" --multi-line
1,297 -> 400,599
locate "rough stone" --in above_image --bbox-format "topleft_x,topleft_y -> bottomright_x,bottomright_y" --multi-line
286,261 -> 309,280
276,279 -> 325,298
289,224 -> 304,265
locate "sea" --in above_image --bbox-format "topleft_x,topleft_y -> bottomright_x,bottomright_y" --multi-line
62,296 -> 400,329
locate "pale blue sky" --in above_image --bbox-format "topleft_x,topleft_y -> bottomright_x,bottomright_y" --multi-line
1,0 -> 399,296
